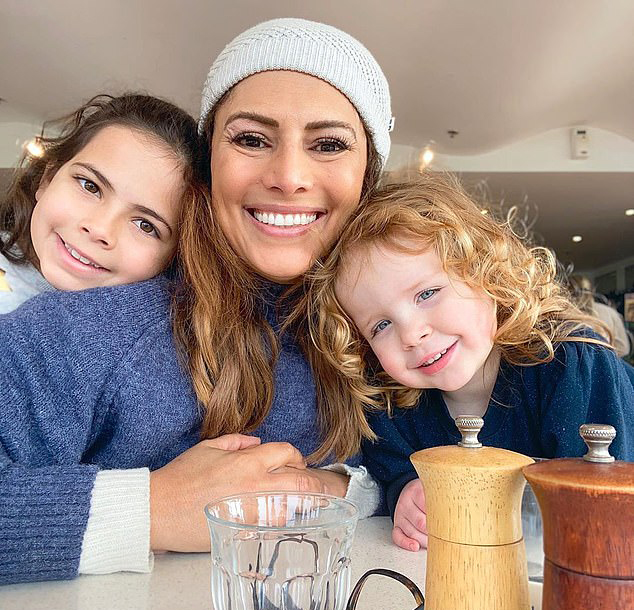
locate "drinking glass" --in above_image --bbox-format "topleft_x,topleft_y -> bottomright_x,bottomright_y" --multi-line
522,478 -> 544,583
205,492 -> 358,610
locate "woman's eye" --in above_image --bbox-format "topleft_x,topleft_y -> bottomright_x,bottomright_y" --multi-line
371,319 -> 391,337
133,219 -> 159,237
417,288 -> 438,303
77,178 -> 100,195
313,138 -> 349,153
234,133 -> 267,149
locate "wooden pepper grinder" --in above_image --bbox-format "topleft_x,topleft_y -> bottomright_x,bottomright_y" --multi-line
523,424 -> 634,610
410,416 -> 534,610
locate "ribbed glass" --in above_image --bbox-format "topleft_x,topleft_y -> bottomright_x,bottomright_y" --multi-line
205,492 -> 358,610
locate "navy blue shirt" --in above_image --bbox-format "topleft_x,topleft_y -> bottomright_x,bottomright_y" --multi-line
362,340 -> 634,518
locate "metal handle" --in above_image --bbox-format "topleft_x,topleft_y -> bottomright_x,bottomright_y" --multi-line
455,415 -> 484,448
580,423 -> 616,463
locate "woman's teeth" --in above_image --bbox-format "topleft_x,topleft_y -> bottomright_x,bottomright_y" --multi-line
253,211 -> 317,227
421,347 -> 449,367
64,243 -> 103,268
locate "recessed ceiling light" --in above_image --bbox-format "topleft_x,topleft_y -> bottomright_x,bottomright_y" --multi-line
572,235 -> 583,243
626,208 -> 634,216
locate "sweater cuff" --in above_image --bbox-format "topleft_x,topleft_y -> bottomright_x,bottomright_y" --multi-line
0,464 -> 98,584
320,463 -> 380,519
78,468 -> 153,574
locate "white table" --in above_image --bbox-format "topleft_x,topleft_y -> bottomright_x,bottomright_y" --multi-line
0,517 -> 542,609
0,518 -> 425,610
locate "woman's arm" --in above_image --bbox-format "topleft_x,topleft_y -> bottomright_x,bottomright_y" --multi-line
0,453 -> 99,584
0,281 -> 173,583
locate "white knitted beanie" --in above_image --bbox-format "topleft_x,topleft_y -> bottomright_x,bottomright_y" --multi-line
199,18 -> 393,166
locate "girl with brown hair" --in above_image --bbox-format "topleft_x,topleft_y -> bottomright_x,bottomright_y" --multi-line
0,93 -> 206,312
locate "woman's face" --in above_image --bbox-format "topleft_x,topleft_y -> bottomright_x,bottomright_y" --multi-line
210,71 -> 368,283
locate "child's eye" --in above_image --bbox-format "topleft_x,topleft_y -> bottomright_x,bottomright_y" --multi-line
133,219 -> 159,238
312,137 -> 351,153
77,178 -> 100,196
417,288 -> 439,303
371,319 -> 391,338
232,132 -> 268,149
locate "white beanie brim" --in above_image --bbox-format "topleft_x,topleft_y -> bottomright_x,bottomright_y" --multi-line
199,18 -> 393,166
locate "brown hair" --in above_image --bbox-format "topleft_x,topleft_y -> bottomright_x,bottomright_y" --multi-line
0,93 -> 209,267
304,173 -> 612,452
171,93 -> 382,463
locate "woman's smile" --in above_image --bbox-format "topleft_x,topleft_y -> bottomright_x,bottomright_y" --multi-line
246,203 -> 325,234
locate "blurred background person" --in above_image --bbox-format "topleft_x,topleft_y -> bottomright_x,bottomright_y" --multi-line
570,274 -> 632,358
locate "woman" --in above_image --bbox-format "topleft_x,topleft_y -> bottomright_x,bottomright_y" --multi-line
0,18 -> 392,583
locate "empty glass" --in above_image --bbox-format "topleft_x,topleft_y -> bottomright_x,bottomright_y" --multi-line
205,492 -> 358,610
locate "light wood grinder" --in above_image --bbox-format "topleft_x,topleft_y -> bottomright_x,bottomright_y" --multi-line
410,416 -> 534,610
523,424 -> 634,610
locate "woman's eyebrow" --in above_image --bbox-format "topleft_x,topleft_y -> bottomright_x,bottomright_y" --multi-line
305,120 -> 357,140
224,114 -> 357,141
224,111 -> 278,128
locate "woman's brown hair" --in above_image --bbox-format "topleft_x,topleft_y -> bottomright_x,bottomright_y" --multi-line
171,99 -> 382,463
0,93 -> 208,267
303,173 -> 612,452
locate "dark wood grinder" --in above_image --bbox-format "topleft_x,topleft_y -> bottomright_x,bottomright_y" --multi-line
523,424 -> 634,610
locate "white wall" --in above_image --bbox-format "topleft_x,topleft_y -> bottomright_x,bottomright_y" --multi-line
0,121 -> 42,168
387,126 -> 634,173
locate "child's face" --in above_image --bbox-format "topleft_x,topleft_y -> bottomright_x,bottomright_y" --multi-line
335,243 -> 497,393
30,125 -> 183,291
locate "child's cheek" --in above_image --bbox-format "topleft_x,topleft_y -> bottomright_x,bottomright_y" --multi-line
378,350 -> 400,380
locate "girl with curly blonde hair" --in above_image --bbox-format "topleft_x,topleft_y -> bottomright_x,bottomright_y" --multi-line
307,172 -> 634,552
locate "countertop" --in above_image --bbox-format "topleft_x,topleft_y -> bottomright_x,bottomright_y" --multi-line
0,517 -> 542,609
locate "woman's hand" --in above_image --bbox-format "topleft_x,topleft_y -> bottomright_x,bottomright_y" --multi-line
149,434 -> 329,552
392,478 -> 428,552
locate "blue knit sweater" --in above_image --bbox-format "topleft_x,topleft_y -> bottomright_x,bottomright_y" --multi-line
362,340 -> 634,518
0,277 -> 343,584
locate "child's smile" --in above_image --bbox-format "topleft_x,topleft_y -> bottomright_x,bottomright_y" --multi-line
412,340 -> 457,373
57,234 -> 109,272
335,243 -> 498,402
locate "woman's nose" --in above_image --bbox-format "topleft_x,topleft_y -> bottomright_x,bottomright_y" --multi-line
262,146 -> 313,194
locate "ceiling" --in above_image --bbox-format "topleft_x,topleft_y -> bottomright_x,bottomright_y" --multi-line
1,0 -> 633,271
459,172 -> 634,272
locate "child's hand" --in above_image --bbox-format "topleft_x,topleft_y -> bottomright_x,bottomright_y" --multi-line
392,478 -> 428,552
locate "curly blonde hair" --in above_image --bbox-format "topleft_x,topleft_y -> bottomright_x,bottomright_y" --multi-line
304,173 -> 612,443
